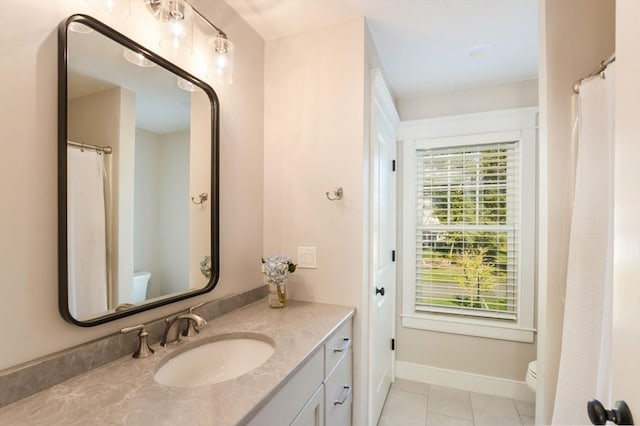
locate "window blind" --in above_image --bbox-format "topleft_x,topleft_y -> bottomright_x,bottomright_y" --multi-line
414,141 -> 519,320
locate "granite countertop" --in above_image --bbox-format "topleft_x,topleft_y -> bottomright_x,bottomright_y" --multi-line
0,300 -> 355,426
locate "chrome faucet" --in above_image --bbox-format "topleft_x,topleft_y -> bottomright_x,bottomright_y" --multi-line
160,313 -> 207,346
183,303 -> 206,337
120,324 -> 155,358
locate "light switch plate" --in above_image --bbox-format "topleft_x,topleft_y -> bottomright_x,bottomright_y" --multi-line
297,247 -> 317,269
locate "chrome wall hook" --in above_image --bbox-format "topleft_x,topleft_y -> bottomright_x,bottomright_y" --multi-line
326,187 -> 343,201
191,192 -> 208,205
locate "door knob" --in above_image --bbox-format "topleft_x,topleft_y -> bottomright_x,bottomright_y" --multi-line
588,399 -> 634,425
376,287 -> 385,296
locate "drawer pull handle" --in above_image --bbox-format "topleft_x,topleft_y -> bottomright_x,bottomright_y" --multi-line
334,385 -> 352,405
333,338 -> 351,353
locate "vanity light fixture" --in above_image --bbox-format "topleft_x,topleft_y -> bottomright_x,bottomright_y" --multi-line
154,0 -> 194,54
145,0 -> 234,85
210,32 -> 234,85
123,49 -> 157,67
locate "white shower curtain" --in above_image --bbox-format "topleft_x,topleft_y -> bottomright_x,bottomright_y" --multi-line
67,147 -> 109,320
552,64 -> 616,425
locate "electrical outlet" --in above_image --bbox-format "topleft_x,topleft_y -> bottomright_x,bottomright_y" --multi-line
297,247 -> 317,269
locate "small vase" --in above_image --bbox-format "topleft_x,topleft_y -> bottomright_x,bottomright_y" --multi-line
267,281 -> 286,308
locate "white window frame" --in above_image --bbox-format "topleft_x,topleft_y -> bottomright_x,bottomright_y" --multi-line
399,107 -> 537,342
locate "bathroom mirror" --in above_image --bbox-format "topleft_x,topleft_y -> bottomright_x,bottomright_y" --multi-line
58,14 -> 219,326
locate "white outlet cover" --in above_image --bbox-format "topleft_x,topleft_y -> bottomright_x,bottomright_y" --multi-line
297,247 -> 317,269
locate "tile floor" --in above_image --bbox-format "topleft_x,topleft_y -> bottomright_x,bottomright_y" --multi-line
377,379 -> 535,426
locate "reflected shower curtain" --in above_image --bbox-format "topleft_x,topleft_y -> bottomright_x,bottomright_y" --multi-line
67,147 -> 108,320
553,64 -> 615,424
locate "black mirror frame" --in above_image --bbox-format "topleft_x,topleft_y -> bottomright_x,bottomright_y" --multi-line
58,14 -> 220,326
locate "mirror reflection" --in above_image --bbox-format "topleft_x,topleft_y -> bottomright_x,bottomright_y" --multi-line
61,16 -> 218,324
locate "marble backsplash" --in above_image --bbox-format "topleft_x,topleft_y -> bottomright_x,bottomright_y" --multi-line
0,285 -> 267,408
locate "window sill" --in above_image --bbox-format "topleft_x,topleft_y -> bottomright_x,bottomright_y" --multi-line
401,313 -> 535,343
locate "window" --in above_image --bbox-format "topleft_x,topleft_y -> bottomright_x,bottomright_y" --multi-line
400,108 -> 536,342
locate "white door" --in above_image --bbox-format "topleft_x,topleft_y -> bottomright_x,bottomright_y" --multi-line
611,2 -> 640,420
369,70 -> 399,424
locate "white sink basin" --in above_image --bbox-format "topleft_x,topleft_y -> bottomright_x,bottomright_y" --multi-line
154,335 -> 275,387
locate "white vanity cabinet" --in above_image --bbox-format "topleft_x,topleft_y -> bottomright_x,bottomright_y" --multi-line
291,385 -> 324,426
323,320 -> 353,426
248,317 -> 353,426
247,350 -> 324,426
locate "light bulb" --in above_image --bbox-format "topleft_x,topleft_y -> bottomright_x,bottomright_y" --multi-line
158,0 -> 193,54
215,54 -> 229,69
209,34 -> 234,85
169,20 -> 186,40
123,49 -> 156,68
68,22 -> 93,34
177,77 -> 197,92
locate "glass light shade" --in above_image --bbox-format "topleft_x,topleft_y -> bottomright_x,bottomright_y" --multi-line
86,0 -> 131,18
209,34 -> 234,85
158,0 -> 193,55
123,49 -> 157,68
177,77 -> 197,92
68,22 -> 94,34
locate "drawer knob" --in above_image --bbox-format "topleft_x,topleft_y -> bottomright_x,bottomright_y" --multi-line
334,385 -> 352,406
333,338 -> 351,353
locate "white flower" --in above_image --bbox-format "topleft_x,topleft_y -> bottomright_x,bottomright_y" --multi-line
262,255 -> 296,285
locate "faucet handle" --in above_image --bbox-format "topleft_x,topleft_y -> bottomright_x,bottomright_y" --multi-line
120,324 -> 155,359
183,303 -> 206,337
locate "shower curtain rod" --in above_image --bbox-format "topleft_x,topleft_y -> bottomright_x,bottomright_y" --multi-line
67,141 -> 112,154
573,53 -> 616,94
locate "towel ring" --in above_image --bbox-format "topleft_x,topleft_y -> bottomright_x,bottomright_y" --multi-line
326,187 -> 343,201
191,193 -> 208,205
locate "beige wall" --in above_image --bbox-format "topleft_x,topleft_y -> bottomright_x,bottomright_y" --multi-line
189,91 -> 212,289
263,18 -> 368,425
152,131 -> 190,296
133,128 -> 163,298
68,87 -> 128,149
116,87 -> 137,305
0,0 -> 264,370
263,19 -> 366,306
134,129 -> 193,298
397,328 -> 537,380
398,79 -> 539,121
537,0 -> 615,422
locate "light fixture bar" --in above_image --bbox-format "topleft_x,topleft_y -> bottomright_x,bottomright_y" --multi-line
187,1 -> 228,39
145,0 -> 234,84
146,0 -> 227,38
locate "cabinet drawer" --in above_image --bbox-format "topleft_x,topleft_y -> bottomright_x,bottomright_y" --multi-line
324,350 -> 352,426
324,318 -> 352,377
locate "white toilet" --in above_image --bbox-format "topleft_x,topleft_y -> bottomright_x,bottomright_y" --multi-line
526,360 -> 538,392
132,271 -> 151,303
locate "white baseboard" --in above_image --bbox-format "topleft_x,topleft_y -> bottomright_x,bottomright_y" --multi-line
396,361 -> 535,402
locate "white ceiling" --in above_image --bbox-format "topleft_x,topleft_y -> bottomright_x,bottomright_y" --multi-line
224,0 -> 538,98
